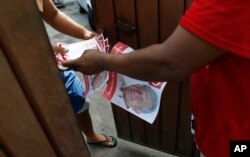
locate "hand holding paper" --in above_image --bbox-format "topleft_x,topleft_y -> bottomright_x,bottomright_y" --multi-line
62,49 -> 106,75
55,34 -> 110,97
54,36 -> 167,124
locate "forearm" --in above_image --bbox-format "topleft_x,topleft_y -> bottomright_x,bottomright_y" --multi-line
103,44 -> 182,82
44,11 -> 88,39
102,26 -> 224,82
42,0 -> 92,40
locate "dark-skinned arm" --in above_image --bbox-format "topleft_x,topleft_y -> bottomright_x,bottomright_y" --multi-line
62,26 -> 225,82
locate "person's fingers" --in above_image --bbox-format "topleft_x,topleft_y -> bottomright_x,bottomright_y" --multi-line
57,47 -> 69,53
61,50 -> 105,74
84,31 -> 99,40
92,32 -> 99,37
52,45 -> 69,53
61,59 -> 79,71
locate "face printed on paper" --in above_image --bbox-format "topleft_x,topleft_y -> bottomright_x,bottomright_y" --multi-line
121,84 -> 157,114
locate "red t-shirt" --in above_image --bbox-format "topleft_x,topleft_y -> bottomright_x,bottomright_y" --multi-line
180,0 -> 250,156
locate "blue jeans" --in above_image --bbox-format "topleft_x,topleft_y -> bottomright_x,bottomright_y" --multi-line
60,70 -> 86,113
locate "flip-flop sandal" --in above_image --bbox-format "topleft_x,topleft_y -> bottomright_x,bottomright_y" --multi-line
87,134 -> 117,147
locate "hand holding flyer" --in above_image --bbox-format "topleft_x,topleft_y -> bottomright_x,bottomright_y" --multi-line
55,34 -> 109,97
54,36 -> 167,124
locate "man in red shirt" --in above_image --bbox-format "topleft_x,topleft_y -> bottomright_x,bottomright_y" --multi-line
62,0 -> 250,156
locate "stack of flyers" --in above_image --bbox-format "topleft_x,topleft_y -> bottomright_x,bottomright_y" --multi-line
55,34 -> 110,97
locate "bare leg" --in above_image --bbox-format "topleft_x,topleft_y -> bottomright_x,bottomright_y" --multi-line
76,109 -> 113,145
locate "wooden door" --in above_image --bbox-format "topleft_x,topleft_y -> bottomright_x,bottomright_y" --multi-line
91,0 -> 199,156
0,0 -> 90,156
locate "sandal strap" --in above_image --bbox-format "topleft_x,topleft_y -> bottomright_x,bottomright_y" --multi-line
101,134 -> 117,146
